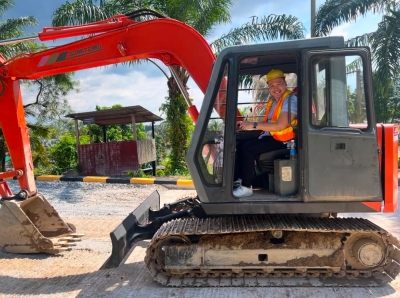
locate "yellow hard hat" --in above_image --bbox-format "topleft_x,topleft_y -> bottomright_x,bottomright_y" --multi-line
266,69 -> 285,83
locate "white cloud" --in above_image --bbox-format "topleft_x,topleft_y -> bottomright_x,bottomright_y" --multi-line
187,79 -> 206,115
60,68 -> 205,121
67,68 -> 169,117
20,66 -> 206,123
329,23 -> 351,40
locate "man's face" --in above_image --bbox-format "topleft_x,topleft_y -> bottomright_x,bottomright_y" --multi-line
267,77 -> 287,100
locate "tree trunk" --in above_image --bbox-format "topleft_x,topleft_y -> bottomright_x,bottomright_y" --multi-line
164,67 -> 191,174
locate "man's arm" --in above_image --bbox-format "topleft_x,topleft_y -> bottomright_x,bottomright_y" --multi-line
240,94 -> 297,131
239,112 -> 295,131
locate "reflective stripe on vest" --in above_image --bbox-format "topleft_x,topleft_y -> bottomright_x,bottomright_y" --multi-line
264,90 -> 297,142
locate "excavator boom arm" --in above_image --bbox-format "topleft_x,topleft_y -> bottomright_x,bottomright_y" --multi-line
3,17 -> 214,93
0,15 -> 216,196
0,11 -> 234,258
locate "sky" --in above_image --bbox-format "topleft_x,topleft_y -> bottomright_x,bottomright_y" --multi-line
2,0 -> 383,120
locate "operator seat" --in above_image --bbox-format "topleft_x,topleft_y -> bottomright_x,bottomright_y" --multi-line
258,148 -> 290,173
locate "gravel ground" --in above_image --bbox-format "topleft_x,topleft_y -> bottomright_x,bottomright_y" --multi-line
0,180 -> 400,298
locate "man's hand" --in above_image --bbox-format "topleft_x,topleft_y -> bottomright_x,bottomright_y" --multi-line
238,120 -> 254,130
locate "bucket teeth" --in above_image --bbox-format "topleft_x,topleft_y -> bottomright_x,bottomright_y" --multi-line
59,237 -> 82,242
58,241 -> 77,247
58,236 -> 73,240
69,238 -> 82,242
50,247 -> 70,253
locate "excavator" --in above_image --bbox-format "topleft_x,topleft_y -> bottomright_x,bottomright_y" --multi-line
0,9 -> 399,287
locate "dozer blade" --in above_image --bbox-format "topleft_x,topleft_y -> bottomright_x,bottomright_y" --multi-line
102,191 -> 194,269
102,190 -> 161,269
0,193 -> 83,254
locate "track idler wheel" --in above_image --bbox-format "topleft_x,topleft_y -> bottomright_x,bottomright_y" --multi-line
155,235 -> 191,268
344,232 -> 386,269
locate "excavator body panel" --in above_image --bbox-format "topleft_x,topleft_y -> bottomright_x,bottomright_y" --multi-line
0,10 -> 398,287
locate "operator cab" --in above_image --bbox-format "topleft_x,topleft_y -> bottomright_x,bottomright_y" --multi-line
235,56 -> 298,198
187,36 -> 382,214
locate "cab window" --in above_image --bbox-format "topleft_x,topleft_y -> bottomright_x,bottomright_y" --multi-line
311,55 -> 368,129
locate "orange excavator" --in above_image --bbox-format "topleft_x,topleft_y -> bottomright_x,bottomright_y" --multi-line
0,9 -> 216,254
0,10 -> 399,287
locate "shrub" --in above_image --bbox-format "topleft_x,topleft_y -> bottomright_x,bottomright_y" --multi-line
49,134 -> 78,174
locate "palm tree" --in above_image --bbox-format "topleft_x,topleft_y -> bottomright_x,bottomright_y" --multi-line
315,0 -> 400,98
0,1 -> 79,172
52,0 -> 305,173
0,0 -> 38,59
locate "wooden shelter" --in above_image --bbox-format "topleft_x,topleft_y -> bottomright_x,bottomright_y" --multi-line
66,106 -> 162,176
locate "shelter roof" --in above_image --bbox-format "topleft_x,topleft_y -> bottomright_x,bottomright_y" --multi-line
65,105 -> 163,125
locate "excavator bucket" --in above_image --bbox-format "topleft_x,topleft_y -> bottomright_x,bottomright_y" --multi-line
0,193 -> 83,254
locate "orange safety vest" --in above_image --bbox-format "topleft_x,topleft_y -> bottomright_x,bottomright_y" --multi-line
263,90 -> 297,142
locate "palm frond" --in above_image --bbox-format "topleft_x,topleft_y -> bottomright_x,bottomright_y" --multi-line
101,0 -> 147,16
152,0 -> 198,20
0,17 -> 39,59
0,0 -> 14,19
315,0 -> 392,37
189,0 -> 232,37
370,9 -> 400,94
0,17 -> 37,40
345,32 -> 374,47
153,0 -> 232,37
86,0 -> 107,5
0,40 -> 45,61
346,58 -> 363,74
0,0 -> 15,18
239,75 -> 255,90
210,14 -> 305,54
52,0 -> 110,26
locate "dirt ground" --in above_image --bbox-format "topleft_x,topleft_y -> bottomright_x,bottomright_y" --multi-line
1,184 -> 400,298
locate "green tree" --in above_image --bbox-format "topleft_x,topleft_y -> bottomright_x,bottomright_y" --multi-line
16,73 -> 78,174
315,0 -> 400,105
29,124 -> 51,174
0,1 -> 80,173
87,104 -> 146,143
160,95 -> 194,173
48,134 -> 78,174
373,73 -> 400,123
0,0 -> 37,58
154,122 -> 167,164
24,74 -> 78,125
52,0 -> 305,174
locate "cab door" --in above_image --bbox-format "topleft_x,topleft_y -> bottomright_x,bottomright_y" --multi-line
302,48 -> 382,202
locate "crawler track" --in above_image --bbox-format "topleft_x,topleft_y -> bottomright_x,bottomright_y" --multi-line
145,215 -> 400,287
